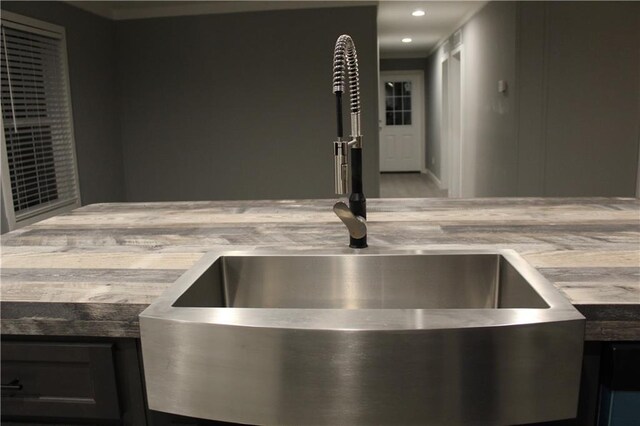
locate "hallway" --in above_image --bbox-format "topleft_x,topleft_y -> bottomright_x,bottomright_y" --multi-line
379,172 -> 448,198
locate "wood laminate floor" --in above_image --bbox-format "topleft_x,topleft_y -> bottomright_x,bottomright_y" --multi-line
379,172 -> 448,198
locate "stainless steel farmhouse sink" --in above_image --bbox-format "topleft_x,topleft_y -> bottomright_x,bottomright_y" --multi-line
140,249 -> 585,425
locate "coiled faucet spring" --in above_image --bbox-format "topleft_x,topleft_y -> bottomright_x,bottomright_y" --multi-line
333,35 -> 361,115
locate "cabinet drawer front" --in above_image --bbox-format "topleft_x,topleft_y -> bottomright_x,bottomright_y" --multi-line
1,342 -> 120,421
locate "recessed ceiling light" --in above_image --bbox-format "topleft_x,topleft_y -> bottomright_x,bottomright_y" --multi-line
402,38 -> 413,43
412,10 -> 425,17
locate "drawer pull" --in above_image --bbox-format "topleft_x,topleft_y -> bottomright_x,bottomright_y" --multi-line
1,379 -> 23,391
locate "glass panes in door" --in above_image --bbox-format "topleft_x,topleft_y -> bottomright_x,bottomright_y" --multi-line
385,81 -> 412,126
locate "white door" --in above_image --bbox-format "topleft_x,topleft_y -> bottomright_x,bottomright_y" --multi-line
379,72 -> 423,172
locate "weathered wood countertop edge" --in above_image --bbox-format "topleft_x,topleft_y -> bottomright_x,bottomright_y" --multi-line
1,198 -> 639,341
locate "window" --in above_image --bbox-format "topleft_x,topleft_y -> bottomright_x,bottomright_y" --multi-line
384,81 -> 412,126
1,12 -> 80,230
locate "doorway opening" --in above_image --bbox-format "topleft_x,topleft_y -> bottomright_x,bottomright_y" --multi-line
378,70 -> 443,197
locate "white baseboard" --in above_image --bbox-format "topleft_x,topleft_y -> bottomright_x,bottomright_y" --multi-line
423,168 -> 444,190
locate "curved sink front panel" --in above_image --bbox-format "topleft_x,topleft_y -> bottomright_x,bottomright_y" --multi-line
140,249 -> 585,425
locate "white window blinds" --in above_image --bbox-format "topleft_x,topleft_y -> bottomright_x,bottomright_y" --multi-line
1,15 -> 80,225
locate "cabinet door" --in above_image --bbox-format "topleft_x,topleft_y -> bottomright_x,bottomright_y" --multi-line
598,343 -> 640,426
1,341 -> 120,421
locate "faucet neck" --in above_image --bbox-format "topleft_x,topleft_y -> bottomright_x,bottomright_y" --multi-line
332,34 -> 367,249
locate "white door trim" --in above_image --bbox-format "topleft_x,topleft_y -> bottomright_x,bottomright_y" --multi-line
379,70 -> 426,172
440,44 -> 465,198
450,44 -> 464,198
440,56 -> 449,189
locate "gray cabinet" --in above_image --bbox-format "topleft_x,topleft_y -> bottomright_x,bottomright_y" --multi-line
1,337 -> 147,425
2,342 -> 120,421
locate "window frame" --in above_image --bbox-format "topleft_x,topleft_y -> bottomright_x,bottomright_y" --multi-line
1,11 -> 81,231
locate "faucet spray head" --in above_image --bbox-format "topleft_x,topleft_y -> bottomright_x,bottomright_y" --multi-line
334,139 -> 349,194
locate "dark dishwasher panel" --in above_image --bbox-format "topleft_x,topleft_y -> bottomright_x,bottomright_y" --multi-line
1,341 -> 120,422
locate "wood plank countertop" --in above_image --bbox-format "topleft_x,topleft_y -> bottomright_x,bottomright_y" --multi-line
1,198 -> 639,340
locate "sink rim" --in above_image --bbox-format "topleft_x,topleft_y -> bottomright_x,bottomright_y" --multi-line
140,248 -> 584,331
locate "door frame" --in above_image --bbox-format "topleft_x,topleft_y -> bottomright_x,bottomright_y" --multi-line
378,70 -> 426,173
440,58 -> 449,189
441,44 -> 465,197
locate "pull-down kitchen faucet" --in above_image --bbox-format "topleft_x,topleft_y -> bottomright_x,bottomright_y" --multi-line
332,34 -> 367,249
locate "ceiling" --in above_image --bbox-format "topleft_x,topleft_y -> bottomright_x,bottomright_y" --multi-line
67,1 -> 374,20
378,1 -> 486,58
68,0 -> 486,59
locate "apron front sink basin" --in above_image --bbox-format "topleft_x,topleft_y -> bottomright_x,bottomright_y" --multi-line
140,249 -> 585,425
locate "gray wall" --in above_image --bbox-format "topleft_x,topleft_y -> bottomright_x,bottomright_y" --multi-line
516,1 -> 640,196
462,1 -> 518,196
380,58 -> 426,72
1,1 -> 125,204
426,2 -> 519,196
1,3 -> 379,228
117,6 -> 379,201
425,1 -> 640,197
